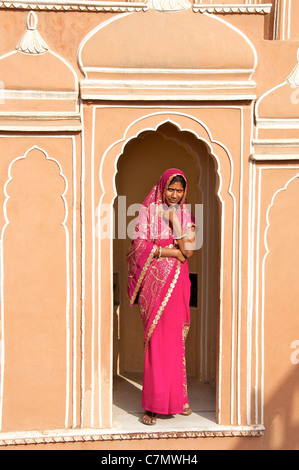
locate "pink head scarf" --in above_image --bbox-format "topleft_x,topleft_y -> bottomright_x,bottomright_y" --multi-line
134,168 -> 191,242
146,168 -> 187,207
127,169 -> 194,306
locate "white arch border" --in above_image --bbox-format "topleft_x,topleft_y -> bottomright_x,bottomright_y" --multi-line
259,169 -> 299,425
78,10 -> 257,81
91,107 -> 239,428
0,145 -> 71,431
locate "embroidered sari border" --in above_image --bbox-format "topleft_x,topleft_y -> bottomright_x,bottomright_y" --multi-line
128,244 -> 158,306
144,260 -> 181,350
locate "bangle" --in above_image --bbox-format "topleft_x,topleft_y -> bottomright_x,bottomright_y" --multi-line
175,233 -> 187,240
159,246 -> 162,258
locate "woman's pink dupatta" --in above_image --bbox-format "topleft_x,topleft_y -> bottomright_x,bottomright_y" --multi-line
126,169 -> 194,350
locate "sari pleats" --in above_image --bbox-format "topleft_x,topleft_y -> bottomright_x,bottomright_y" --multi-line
141,261 -> 191,415
126,169 -> 195,416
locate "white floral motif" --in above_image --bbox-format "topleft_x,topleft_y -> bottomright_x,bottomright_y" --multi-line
148,0 -> 191,12
16,11 -> 49,55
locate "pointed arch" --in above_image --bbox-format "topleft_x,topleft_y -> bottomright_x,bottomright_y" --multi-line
0,146 -> 70,431
95,111 -> 237,427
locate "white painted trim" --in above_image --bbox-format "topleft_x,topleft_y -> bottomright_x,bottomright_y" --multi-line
237,107 -> 244,425
0,424 -> 265,447
0,1 -> 272,14
79,99 -> 86,428
0,112 -> 81,119
255,82 -> 286,120
0,49 -> 79,96
82,67 -> 256,75
80,92 -> 257,101
273,0 -> 279,39
204,157 -> 209,384
247,157 -> 254,424
251,154 -> 299,161
0,135 -> 76,431
2,90 -> 78,100
253,139 -> 299,146
218,181 -> 224,425
0,0 -> 148,11
259,167 -> 299,425
193,4 -> 272,14
91,105 -> 97,427
255,163 -> 261,424
77,13 -> 133,79
72,139 -> 77,428
279,0 -> 292,41
202,12 -> 258,81
81,79 -> 256,87
254,81 -> 299,129
0,50 -> 17,62
0,144 -> 71,431
93,105 -> 239,427
50,50 -> 79,91
0,125 -> 82,132
70,136 -> 78,428
288,0 -> 292,40
0,48 -> 79,113
246,102 -> 255,425
255,119 -> 299,129
78,8 -> 258,92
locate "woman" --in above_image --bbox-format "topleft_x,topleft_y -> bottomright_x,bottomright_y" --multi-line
126,169 -> 196,425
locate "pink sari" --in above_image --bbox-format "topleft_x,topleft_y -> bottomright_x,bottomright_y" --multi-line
126,169 -> 194,415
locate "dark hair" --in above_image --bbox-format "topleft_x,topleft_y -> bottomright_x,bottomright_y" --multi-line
169,174 -> 186,189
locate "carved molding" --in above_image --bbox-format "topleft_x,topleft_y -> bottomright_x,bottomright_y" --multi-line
148,0 -> 190,11
0,1 -> 272,13
193,3 -> 272,14
0,426 -> 265,446
0,1 -> 148,11
16,10 -> 48,53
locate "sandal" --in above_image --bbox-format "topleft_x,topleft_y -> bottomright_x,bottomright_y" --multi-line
182,405 -> 192,416
142,411 -> 157,425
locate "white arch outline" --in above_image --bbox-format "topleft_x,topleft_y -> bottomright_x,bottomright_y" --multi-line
77,13 -> 133,78
0,44 -> 79,115
78,10 -> 257,82
0,49 -> 79,91
203,12 -> 258,80
0,145 -> 70,431
99,111 -> 236,205
94,109 -> 238,427
255,81 -> 288,123
260,172 -> 299,425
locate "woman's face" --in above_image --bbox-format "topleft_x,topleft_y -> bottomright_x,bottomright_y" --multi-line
164,181 -> 185,206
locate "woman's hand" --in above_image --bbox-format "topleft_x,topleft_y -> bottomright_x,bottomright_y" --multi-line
160,204 -> 178,226
155,246 -> 186,263
176,249 -> 186,263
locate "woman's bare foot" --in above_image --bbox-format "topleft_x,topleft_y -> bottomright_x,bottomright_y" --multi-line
142,411 -> 157,425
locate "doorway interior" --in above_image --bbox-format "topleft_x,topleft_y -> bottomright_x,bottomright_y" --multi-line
112,122 -> 220,431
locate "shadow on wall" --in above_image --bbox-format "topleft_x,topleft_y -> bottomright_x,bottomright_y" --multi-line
234,366 -> 299,450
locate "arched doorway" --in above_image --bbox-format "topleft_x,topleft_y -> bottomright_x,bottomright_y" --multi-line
112,122 -> 220,426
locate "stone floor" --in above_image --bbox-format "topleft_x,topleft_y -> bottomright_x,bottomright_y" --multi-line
112,372 -> 217,433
